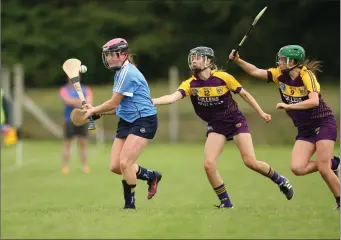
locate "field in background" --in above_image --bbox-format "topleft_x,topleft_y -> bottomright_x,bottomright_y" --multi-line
23,79 -> 340,144
1,141 -> 340,239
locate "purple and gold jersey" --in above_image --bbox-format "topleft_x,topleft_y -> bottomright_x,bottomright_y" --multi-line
177,70 -> 243,123
267,66 -> 333,128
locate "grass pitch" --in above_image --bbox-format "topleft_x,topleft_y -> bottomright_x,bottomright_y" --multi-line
1,141 -> 340,239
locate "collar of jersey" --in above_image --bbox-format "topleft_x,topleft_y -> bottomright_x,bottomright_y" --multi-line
122,59 -> 129,67
300,66 -> 307,72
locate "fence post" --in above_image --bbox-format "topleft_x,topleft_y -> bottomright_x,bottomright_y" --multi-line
168,66 -> 179,143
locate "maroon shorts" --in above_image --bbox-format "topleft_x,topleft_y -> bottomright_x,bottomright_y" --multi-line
207,117 -> 250,141
296,116 -> 338,143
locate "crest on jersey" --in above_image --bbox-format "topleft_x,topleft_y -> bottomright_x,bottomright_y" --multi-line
279,83 -> 286,92
300,88 -> 306,95
216,87 -> 223,95
191,88 -> 199,96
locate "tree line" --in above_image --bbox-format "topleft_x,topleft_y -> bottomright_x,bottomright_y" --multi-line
3,0 -> 339,86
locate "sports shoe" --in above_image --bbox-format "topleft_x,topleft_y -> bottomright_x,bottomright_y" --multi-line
279,176 -> 294,200
147,171 -> 162,200
214,203 -> 234,209
61,167 -> 69,174
83,166 -> 91,173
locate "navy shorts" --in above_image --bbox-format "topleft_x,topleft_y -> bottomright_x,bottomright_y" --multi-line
116,114 -> 158,139
64,121 -> 88,139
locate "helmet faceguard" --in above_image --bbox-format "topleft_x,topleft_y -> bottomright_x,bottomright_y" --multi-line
276,45 -> 305,72
188,46 -> 215,74
102,38 -> 129,71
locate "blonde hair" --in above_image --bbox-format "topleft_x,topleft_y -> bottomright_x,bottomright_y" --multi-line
301,59 -> 323,74
211,63 -> 225,72
121,50 -> 137,66
127,53 -> 137,66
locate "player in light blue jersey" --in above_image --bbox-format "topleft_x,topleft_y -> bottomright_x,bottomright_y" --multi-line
83,38 -> 162,209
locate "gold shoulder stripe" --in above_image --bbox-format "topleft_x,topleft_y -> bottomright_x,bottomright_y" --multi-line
306,70 -> 317,92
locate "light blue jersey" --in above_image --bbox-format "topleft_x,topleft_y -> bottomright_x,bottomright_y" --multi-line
113,61 -> 157,123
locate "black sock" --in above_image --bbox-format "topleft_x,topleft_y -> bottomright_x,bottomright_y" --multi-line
122,180 -> 136,206
336,196 -> 340,207
136,166 -> 156,181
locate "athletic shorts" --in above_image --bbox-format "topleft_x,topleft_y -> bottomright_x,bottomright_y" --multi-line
296,115 -> 337,143
64,121 -> 88,139
116,114 -> 158,140
206,116 -> 250,141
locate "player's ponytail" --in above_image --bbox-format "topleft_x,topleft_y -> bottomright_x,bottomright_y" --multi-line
302,59 -> 323,74
211,63 -> 225,72
127,52 -> 137,67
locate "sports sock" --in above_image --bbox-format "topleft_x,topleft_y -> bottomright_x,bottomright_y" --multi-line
331,157 -> 340,170
136,166 -> 156,181
335,196 -> 340,208
122,180 -> 136,206
265,167 -> 284,185
214,183 -> 233,206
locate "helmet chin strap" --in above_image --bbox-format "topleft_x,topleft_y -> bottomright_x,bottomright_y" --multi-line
109,55 -> 128,71
281,58 -> 299,74
193,66 -> 210,74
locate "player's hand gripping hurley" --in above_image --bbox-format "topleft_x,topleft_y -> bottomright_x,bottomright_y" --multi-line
227,6 -> 267,64
62,58 -> 96,130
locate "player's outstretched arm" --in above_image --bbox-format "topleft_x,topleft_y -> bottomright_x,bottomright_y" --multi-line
228,50 -> 268,81
153,91 -> 183,105
239,88 -> 271,123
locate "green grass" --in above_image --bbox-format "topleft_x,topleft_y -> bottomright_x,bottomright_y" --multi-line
2,141 -> 340,239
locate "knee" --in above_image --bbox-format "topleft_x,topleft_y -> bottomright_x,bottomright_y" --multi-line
63,141 -> 72,149
204,160 -> 216,173
119,156 -> 133,172
109,164 -> 121,174
317,159 -> 331,174
242,156 -> 257,170
290,166 -> 305,176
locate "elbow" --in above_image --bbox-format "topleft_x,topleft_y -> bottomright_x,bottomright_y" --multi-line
109,100 -> 118,109
311,99 -> 319,107
251,70 -> 262,79
238,89 -> 248,99
169,95 -> 177,104
111,103 -> 119,110
168,94 -> 179,104
249,71 -> 258,78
